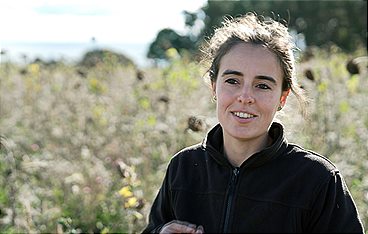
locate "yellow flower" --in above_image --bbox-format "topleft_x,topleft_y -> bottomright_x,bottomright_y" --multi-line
101,227 -> 109,234
165,48 -> 179,60
119,186 -> 133,198
28,63 -> 40,74
125,197 -> 138,208
88,77 -> 107,94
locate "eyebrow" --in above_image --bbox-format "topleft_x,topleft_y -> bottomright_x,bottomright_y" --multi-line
221,69 -> 277,85
222,69 -> 244,77
256,75 -> 277,85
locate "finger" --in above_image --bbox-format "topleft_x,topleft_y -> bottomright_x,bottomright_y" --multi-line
161,221 -> 197,233
177,222 -> 197,233
186,223 -> 197,230
195,225 -> 204,233
172,220 -> 197,229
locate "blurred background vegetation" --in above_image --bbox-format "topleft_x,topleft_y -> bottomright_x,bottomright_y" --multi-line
1,1 -> 367,233
148,0 -> 367,60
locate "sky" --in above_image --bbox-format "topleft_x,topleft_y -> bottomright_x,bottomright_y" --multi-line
0,0 -> 207,66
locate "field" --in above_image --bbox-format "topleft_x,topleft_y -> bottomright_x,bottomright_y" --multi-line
0,47 -> 367,233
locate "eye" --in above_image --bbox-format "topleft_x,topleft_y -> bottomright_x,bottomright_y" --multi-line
256,83 -> 271,90
225,78 -> 239,85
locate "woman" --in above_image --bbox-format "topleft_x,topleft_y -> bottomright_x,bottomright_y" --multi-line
143,13 -> 364,233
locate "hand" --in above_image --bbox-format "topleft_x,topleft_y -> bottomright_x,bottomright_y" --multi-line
160,220 -> 204,233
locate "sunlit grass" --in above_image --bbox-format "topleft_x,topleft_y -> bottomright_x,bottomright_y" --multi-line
0,47 -> 367,232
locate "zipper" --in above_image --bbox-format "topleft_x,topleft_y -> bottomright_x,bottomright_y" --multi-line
222,167 -> 240,233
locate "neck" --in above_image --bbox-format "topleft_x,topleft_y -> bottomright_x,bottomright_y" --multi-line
223,132 -> 271,167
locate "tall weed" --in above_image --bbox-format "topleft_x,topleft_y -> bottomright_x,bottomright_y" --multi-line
0,48 -> 367,232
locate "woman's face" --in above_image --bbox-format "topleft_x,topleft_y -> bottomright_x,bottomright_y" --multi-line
212,43 -> 289,143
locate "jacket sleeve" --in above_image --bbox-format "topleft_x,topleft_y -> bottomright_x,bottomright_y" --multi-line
142,162 -> 175,233
306,169 -> 364,233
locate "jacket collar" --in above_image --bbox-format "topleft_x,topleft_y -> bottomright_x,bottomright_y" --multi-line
202,122 -> 288,168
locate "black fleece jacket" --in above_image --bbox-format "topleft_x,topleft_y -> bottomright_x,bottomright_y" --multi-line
143,122 -> 364,233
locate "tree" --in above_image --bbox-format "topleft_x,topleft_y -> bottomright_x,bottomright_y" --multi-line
147,0 -> 367,61
147,29 -> 195,61
199,1 -> 367,52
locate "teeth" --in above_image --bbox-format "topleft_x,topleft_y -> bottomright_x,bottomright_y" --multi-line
233,112 -> 255,119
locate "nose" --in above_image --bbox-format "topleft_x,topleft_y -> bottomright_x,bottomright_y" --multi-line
237,87 -> 255,104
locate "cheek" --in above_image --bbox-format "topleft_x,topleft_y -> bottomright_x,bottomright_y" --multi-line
217,89 -> 234,107
256,93 -> 280,111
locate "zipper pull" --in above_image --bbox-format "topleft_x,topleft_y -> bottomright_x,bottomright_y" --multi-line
231,168 -> 239,183
233,168 -> 239,176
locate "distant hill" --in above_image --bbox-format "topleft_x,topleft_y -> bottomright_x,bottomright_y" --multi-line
78,48 -> 135,68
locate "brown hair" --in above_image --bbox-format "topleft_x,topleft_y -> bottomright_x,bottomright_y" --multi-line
201,12 -> 308,116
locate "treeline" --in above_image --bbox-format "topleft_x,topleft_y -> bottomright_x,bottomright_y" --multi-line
148,0 -> 367,60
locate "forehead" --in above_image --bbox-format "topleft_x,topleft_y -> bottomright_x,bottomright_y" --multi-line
219,43 -> 283,79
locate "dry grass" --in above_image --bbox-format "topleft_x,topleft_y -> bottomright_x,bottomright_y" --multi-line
0,47 -> 367,233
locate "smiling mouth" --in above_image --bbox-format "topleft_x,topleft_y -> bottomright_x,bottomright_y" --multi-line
232,111 -> 257,119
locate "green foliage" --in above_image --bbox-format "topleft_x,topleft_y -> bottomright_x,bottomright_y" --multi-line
148,1 -> 367,61
201,1 -> 366,51
0,54 -> 211,233
147,29 -> 196,60
0,48 -> 367,233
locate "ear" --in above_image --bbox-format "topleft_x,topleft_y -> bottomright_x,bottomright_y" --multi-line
280,89 -> 290,107
211,81 -> 216,96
